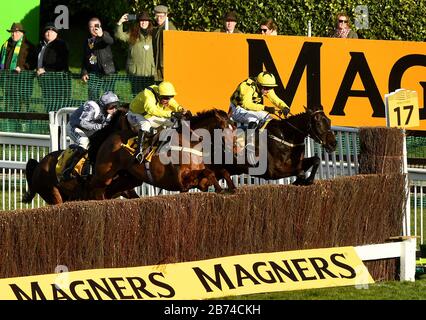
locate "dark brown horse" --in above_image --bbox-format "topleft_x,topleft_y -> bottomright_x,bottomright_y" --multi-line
217,104 -> 337,185
87,108 -> 237,200
22,104 -> 138,205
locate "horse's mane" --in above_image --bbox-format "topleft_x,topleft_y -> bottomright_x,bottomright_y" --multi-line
268,110 -> 308,127
87,108 -> 128,164
268,105 -> 324,132
190,108 -> 227,122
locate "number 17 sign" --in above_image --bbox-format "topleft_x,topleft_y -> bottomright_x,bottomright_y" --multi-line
385,89 -> 420,128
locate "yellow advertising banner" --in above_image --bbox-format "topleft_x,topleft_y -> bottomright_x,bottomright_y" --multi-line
164,31 -> 426,130
0,247 -> 373,300
385,89 -> 420,128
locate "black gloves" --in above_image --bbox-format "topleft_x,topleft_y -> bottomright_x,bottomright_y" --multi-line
171,111 -> 184,120
282,107 -> 290,117
264,106 -> 276,114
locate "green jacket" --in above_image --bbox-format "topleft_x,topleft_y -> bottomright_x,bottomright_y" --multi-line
115,24 -> 156,77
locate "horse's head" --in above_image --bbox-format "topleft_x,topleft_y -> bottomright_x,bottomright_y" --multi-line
306,105 -> 337,153
190,109 -> 233,131
188,109 -> 238,154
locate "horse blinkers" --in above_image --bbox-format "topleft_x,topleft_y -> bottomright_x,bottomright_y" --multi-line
308,110 -> 337,153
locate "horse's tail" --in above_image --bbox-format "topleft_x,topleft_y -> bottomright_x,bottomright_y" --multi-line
22,158 -> 39,203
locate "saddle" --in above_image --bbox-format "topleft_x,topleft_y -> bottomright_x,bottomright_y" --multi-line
121,129 -> 164,163
234,119 -> 271,150
56,147 -> 88,180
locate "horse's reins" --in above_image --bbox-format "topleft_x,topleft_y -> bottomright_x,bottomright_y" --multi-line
268,109 -> 326,147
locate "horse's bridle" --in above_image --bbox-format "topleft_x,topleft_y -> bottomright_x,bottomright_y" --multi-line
268,109 -> 327,148
306,109 -> 328,146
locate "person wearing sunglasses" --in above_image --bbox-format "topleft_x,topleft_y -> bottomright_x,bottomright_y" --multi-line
330,12 -> 358,38
229,71 -> 290,130
259,18 -> 278,36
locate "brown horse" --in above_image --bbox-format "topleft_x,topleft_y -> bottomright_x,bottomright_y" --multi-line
22,104 -> 138,205
217,104 -> 337,185
87,108 -> 237,200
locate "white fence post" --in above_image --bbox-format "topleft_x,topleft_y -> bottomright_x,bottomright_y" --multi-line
355,236 -> 417,282
400,237 -> 417,281
49,111 -> 59,152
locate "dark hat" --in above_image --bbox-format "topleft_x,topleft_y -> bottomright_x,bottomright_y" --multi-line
224,11 -> 238,22
7,22 -> 25,33
138,11 -> 152,21
43,22 -> 58,33
154,5 -> 168,14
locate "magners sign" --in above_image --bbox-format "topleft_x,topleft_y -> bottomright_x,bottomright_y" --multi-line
164,31 -> 426,130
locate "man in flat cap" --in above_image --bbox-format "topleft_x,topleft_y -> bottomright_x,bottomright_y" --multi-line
215,11 -> 243,34
0,22 -> 36,113
0,22 -> 36,72
152,4 -> 176,82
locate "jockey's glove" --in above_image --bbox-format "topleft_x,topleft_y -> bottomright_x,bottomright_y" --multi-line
171,111 -> 184,120
264,106 -> 276,114
282,107 -> 290,117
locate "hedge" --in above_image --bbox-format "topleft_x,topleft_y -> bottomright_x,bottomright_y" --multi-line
40,0 -> 426,41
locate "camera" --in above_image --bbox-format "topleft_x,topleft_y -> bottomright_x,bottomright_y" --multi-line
127,14 -> 137,21
94,23 -> 100,28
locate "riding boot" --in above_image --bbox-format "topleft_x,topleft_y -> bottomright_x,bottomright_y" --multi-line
246,122 -> 258,148
62,146 -> 87,181
246,122 -> 258,164
135,129 -> 146,162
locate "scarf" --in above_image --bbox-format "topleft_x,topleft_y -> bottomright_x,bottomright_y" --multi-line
0,37 -> 23,70
334,28 -> 350,38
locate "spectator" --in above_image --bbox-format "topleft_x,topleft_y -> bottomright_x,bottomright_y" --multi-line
329,12 -> 358,39
36,22 -> 71,111
0,22 -> 36,113
215,11 -> 243,34
116,11 -> 156,97
259,18 -> 278,35
63,91 -> 120,181
81,17 -> 116,100
152,5 -> 176,82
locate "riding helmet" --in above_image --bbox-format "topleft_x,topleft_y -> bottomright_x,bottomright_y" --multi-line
99,91 -> 120,108
158,81 -> 177,96
256,71 -> 278,87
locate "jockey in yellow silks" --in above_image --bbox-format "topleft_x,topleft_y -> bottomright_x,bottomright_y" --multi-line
127,81 -> 187,160
229,71 -> 290,129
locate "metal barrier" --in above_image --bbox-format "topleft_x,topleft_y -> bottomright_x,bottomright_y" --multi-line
0,132 -> 49,210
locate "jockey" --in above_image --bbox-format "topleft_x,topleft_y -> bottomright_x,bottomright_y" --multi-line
127,81 -> 187,161
229,71 -> 290,129
62,91 -> 119,181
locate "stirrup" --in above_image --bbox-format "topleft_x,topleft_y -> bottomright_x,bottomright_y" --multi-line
135,152 -> 144,163
61,169 -> 75,182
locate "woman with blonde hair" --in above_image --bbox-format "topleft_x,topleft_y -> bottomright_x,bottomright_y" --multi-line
330,12 -> 358,38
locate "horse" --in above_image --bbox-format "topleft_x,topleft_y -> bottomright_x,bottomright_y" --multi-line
217,104 -> 337,185
87,108 -> 237,200
22,104 -> 139,205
